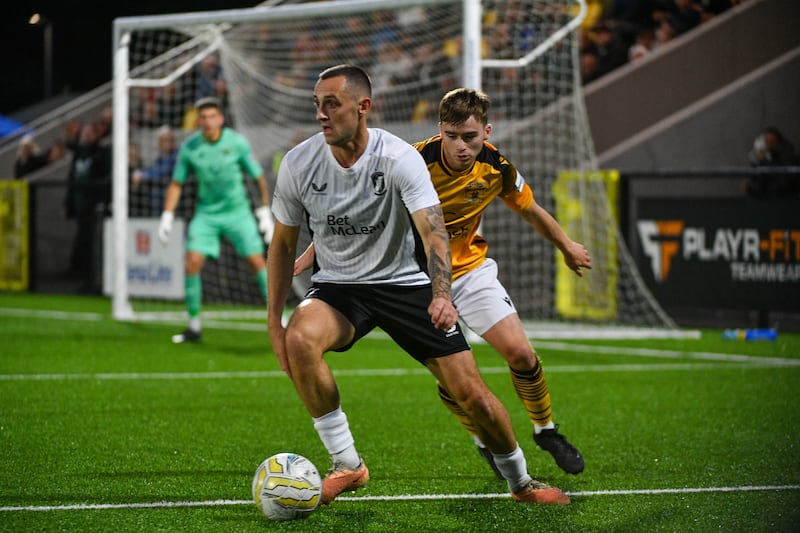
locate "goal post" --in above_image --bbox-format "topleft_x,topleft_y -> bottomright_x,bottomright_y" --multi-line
111,0 -> 676,330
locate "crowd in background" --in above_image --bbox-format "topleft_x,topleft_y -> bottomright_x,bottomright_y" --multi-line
6,0 -> 794,295
14,0 -> 794,201
578,0 -> 739,83
13,0 -> 752,182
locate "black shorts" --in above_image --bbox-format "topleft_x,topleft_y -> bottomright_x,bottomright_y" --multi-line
304,283 -> 470,363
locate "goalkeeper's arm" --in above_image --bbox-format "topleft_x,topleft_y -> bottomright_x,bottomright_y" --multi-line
254,174 -> 274,244
158,181 -> 183,244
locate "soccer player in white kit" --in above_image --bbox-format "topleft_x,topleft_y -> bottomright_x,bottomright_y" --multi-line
266,65 -> 569,506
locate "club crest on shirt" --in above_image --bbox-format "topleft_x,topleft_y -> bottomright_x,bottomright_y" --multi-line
371,171 -> 386,196
464,181 -> 487,203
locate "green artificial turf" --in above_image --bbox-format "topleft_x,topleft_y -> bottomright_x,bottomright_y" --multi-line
1,292 -> 798,532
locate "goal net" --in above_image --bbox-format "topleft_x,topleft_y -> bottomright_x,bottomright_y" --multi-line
111,0 -> 676,331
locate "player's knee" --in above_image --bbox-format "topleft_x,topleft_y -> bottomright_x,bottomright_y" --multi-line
505,347 -> 538,371
247,254 -> 266,272
184,253 -> 204,274
453,385 -> 500,423
284,326 -> 319,356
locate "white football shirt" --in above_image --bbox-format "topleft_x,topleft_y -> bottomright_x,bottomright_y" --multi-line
273,128 -> 439,285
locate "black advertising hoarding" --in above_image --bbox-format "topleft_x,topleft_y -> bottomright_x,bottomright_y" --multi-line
634,197 -> 799,311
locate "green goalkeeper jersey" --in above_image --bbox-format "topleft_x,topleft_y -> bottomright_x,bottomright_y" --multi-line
173,127 -> 264,216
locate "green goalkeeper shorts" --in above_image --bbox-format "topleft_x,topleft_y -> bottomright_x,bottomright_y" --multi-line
185,210 -> 264,259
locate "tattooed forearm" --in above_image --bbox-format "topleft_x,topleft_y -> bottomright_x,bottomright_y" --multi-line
428,244 -> 452,298
421,205 -> 452,298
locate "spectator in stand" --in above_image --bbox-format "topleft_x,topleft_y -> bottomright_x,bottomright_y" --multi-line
94,106 -> 113,146
697,0 -> 732,22
132,125 -> 179,216
14,132 -> 73,179
46,139 -> 68,165
654,17 -> 676,48
628,26 -> 656,61
192,55 -> 229,122
158,83 -> 190,130
580,49 -> 601,85
63,120 -> 82,151
371,41 -> 414,91
369,10 -> 400,53
13,134 -> 48,179
588,0 -> 731,81
131,88 -> 160,129
194,54 -> 228,117
589,21 -> 630,77
650,0 -> 673,27
744,127 -> 800,197
410,41 -> 455,123
64,122 -> 112,292
609,0 -> 657,28
195,55 -> 225,101
667,0 -> 702,36
371,41 -> 415,120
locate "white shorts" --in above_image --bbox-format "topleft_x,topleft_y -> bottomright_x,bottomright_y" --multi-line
451,258 -> 516,336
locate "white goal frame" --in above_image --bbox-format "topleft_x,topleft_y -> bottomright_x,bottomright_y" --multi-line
110,0 -> 590,321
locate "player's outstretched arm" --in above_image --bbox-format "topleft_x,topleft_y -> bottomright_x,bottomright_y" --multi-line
518,200 -> 592,277
410,204 -> 458,331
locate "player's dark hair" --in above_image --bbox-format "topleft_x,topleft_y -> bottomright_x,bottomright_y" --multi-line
194,96 -> 222,111
318,64 -> 372,98
439,88 -> 491,126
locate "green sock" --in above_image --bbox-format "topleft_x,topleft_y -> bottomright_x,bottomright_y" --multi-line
185,274 -> 202,319
255,268 -> 267,301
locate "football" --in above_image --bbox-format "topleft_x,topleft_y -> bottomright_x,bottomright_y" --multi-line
252,452 -> 322,521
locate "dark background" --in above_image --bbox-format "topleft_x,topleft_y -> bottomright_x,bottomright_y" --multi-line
1,2 -> 257,115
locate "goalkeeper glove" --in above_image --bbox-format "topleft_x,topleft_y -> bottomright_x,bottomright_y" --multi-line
255,205 -> 274,244
158,211 -> 174,244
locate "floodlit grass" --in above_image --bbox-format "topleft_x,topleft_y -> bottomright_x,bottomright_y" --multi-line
1,292 -> 799,532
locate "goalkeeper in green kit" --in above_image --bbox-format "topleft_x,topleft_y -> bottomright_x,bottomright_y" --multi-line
158,97 -> 274,343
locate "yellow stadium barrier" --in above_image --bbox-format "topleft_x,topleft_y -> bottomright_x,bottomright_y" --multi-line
0,180 -> 29,291
552,170 -> 619,320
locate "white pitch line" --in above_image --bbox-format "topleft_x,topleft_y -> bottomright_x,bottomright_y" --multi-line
2,307 -> 797,370
340,484 -> 800,500
535,341 -> 800,366
1,361 -> 796,382
0,304 -> 785,366
2,485 -> 798,512
0,308 -> 105,321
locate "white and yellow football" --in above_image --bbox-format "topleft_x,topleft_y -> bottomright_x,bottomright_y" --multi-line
252,452 -> 322,521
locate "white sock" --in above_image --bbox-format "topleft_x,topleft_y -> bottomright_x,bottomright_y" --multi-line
533,421 -> 555,435
492,445 -> 532,493
188,317 -> 201,332
472,435 -> 485,448
313,407 -> 360,468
